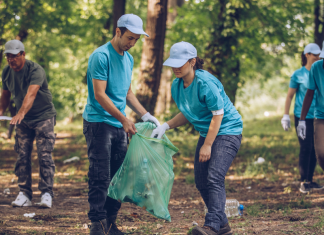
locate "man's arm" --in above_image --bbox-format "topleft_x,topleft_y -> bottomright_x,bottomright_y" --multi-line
0,90 -> 11,116
10,85 -> 40,125
93,79 -> 136,134
126,86 -> 147,117
300,89 -> 315,120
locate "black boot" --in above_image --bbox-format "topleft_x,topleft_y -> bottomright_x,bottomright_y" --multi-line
107,215 -> 124,235
90,219 -> 109,235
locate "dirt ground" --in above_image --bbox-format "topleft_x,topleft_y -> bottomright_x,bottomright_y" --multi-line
1,131 -> 324,235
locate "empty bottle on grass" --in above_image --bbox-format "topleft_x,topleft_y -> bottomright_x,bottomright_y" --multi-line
204,199 -> 244,217
224,199 -> 244,217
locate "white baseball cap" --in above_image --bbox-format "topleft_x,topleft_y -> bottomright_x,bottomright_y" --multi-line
304,43 -> 321,55
163,41 -> 197,68
320,41 -> 324,58
4,40 -> 25,54
117,14 -> 149,37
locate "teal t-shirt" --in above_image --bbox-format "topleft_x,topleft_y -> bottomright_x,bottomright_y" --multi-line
289,66 -> 315,119
308,60 -> 324,119
171,69 -> 243,137
82,42 -> 134,127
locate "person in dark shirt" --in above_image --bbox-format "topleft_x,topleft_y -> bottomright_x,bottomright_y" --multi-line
0,40 -> 56,208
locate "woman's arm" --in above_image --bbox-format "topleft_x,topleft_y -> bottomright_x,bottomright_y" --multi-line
167,112 -> 189,129
284,88 -> 296,114
199,114 -> 223,162
150,112 -> 189,139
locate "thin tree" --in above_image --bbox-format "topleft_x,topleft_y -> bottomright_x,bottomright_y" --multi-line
133,0 -> 168,120
113,0 -> 126,37
314,0 -> 324,47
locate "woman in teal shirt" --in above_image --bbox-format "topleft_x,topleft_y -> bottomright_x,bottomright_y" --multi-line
281,43 -> 322,193
151,42 -> 243,235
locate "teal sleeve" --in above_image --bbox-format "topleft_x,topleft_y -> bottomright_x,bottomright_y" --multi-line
308,65 -> 316,90
289,74 -> 298,89
201,81 -> 224,111
90,52 -> 109,81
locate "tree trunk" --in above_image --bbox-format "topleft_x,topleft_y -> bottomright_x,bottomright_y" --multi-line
133,0 -> 168,120
113,0 -> 126,37
205,0 -> 241,104
154,0 -> 184,115
314,0 -> 324,47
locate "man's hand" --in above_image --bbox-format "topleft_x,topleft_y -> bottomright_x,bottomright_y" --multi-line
122,118 -> 137,135
141,112 -> 161,127
10,112 -> 25,125
150,123 -> 170,139
297,120 -> 306,140
199,144 -> 212,162
281,114 -> 291,131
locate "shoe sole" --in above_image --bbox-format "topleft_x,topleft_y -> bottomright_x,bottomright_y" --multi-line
311,187 -> 324,191
192,227 -> 208,235
36,203 -> 51,208
299,188 -> 311,194
12,200 -> 32,207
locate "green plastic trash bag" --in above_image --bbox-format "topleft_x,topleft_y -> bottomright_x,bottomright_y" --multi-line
107,122 -> 178,221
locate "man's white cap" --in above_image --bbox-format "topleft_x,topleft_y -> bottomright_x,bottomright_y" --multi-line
320,41 -> 324,58
4,40 -> 25,54
117,14 -> 149,37
163,41 -> 197,68
304,43 -> 321,55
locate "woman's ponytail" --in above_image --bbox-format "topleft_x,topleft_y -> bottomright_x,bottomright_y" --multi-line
189,56 -> 204,70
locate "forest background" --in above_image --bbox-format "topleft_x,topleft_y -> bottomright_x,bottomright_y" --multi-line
1,0 -> 323,122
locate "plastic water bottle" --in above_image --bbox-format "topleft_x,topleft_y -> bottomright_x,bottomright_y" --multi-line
204,199 -> 244,217
133,158 -> 151,205
224,199 -> 244,217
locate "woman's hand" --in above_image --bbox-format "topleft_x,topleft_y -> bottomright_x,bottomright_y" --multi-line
199,144 -> 212,162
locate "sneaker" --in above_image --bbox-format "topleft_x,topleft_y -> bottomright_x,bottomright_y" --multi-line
12,192 -> 32,207
300,182 -> 311,194
107,215 -> 124,235
37,192 -> 52,208
90,219 -> 109,235
310,182 -> 324,191
219,223 -> 232,235
192,225 -> 218,235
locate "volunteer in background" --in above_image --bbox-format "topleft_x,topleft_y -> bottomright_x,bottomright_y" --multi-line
298,42 -> 324,192
281,43 -> 323,193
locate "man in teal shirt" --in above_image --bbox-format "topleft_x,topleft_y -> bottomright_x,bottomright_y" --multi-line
82,14 -> 160,235
298,42 -> 324,181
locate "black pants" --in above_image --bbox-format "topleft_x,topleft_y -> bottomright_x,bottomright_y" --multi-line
83,119 -> 128,222
294,116 -> 317,182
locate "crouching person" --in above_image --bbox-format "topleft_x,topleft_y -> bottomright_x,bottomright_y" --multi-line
0,40 -> 56,208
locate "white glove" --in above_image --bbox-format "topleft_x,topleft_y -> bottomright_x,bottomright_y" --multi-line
281,114 -> 291,131
150,123 -> 170,139
141,112 -> 161,127
297,120 -> 306,140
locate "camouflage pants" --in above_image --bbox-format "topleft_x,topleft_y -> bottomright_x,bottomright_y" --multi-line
14,117 -> 56,200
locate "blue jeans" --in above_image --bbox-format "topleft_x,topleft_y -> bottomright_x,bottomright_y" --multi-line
194,134 -> 242,231
83,119 -> 128,222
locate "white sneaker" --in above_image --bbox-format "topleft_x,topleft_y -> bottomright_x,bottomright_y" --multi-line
37,192 -> 52,208
12,192 -> 32,207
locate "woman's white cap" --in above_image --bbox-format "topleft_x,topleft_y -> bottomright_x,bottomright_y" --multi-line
163,41 -> 197,68
304,43 -> 321,55
320,41 -> 324,58
117,14 -> 149,37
